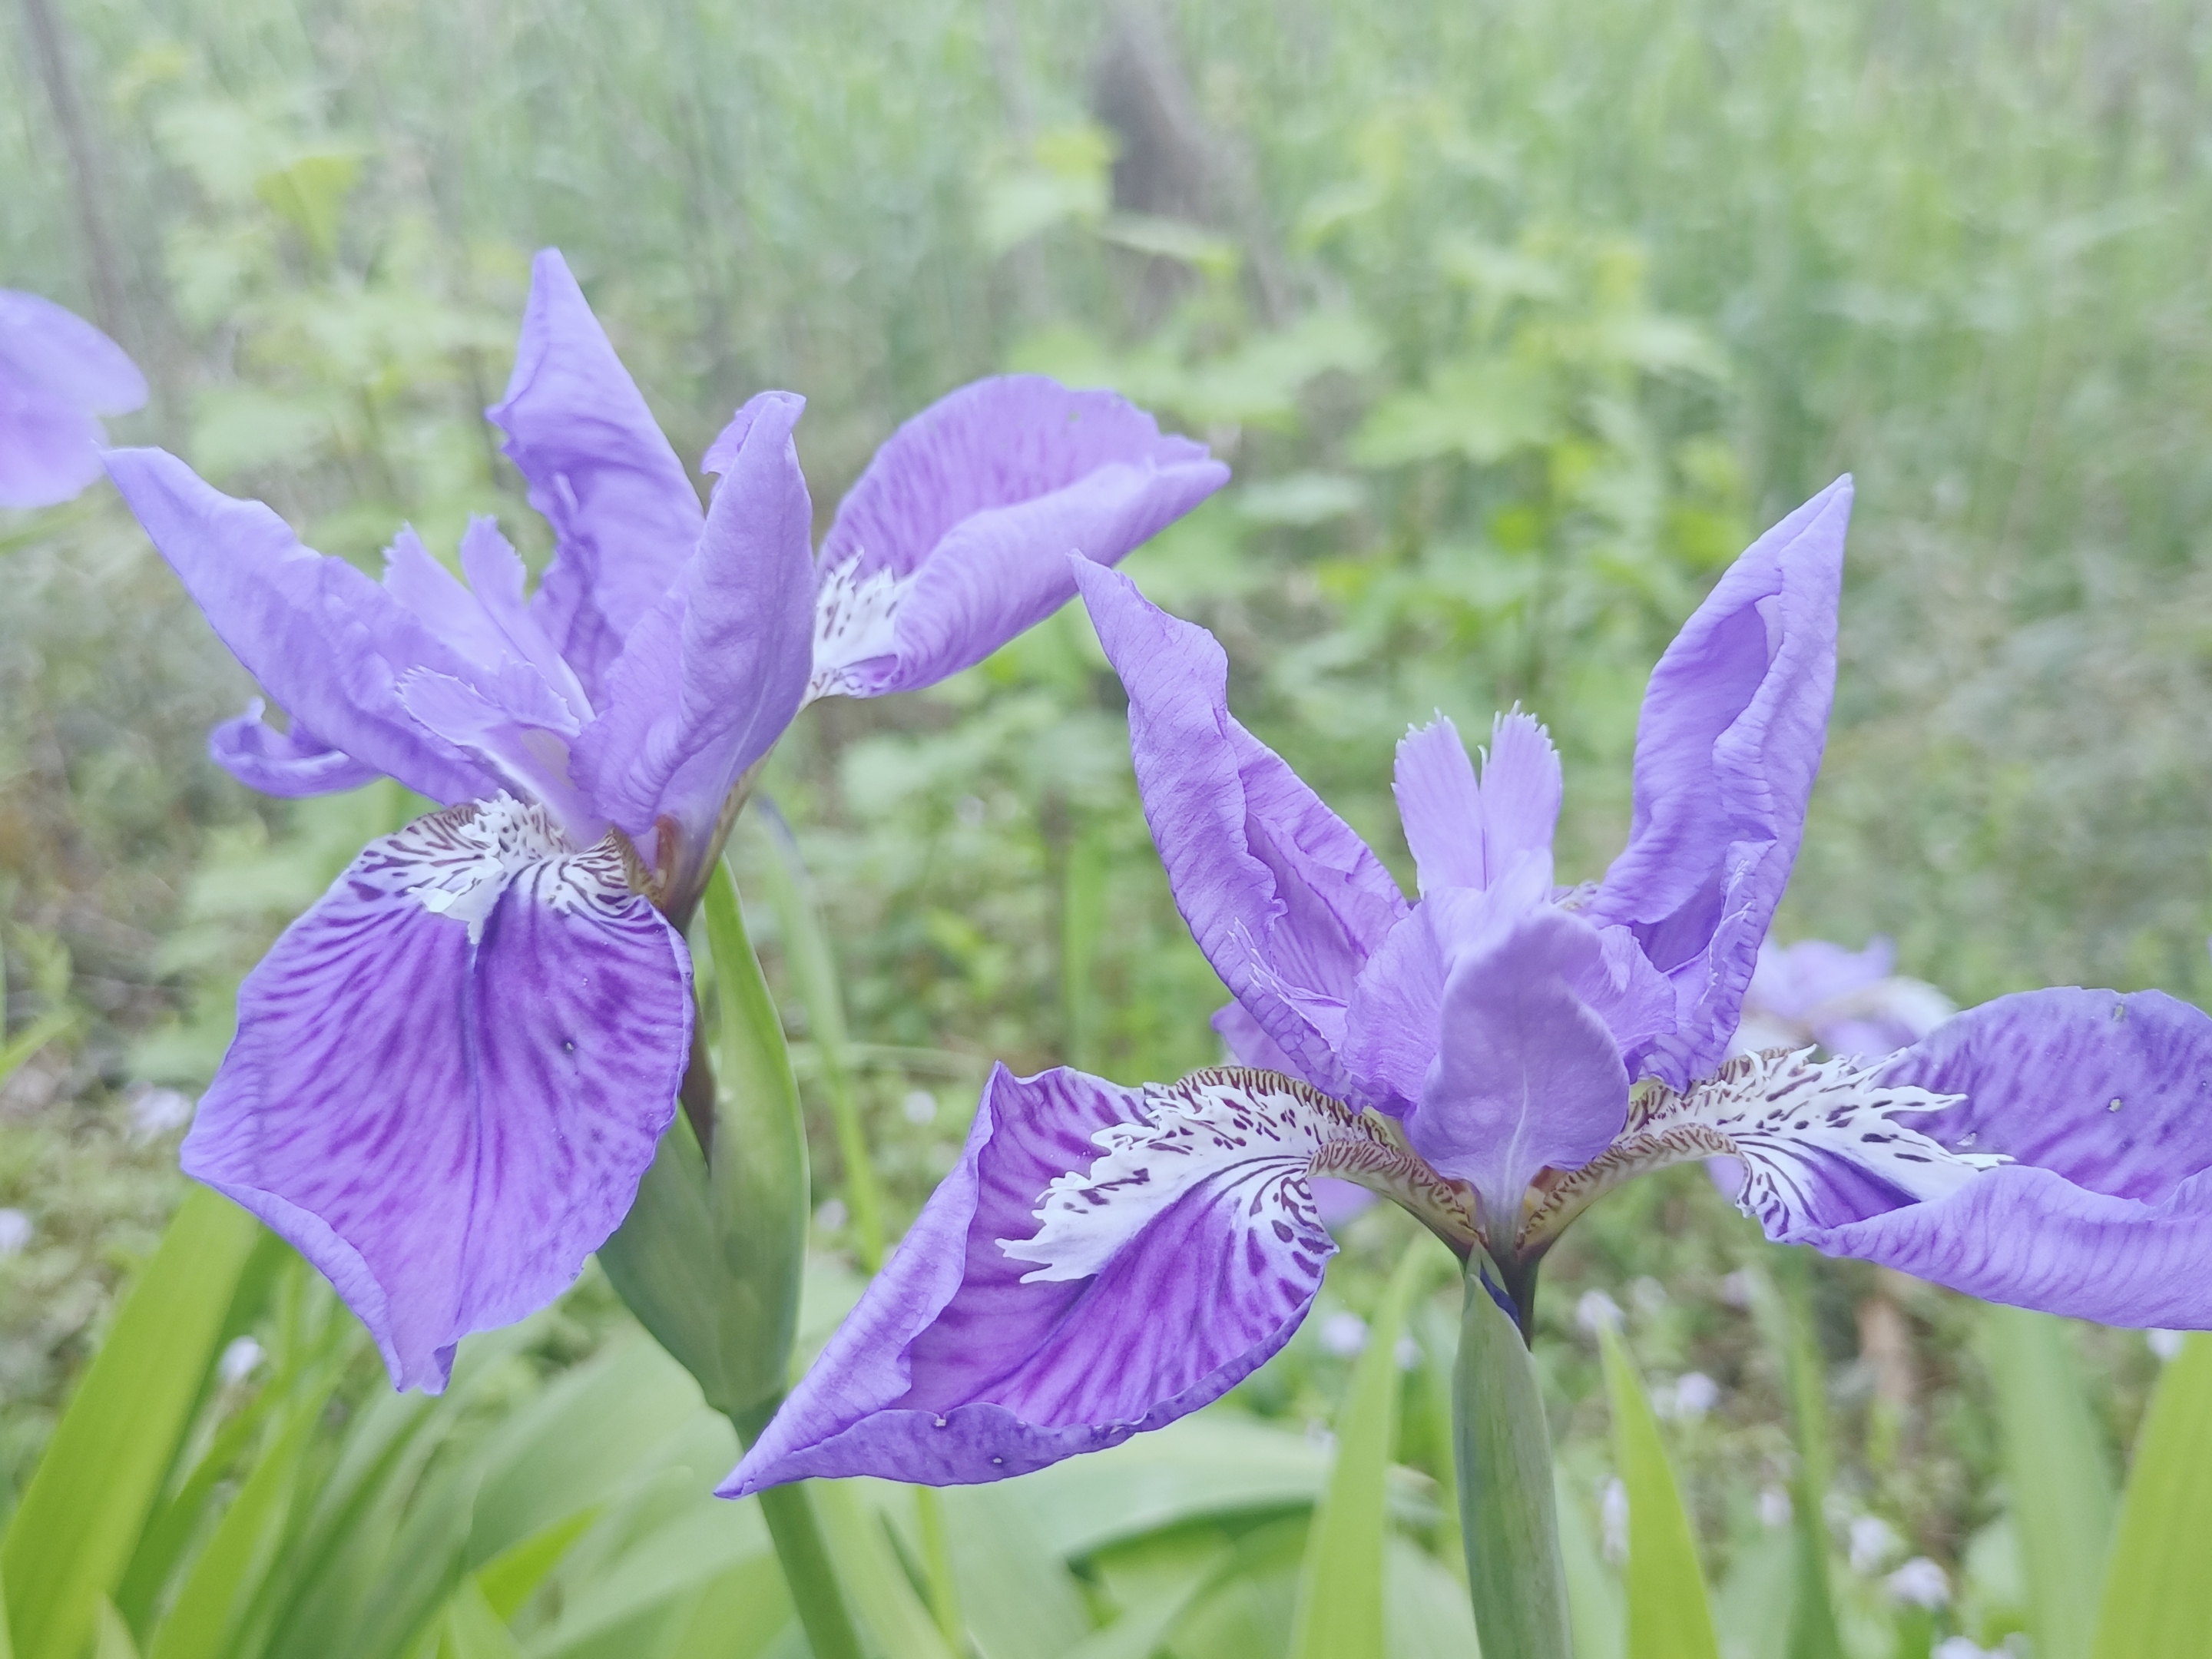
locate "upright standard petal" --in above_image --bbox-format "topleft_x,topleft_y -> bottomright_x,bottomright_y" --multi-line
105,448 -> 499,805
1392,711 -> 1563,895
209,701 -> 382,796
0,289 -> 147,509
181,795 -> 692,1390
724,1065 -> 1469,1493
1588,477 -> 1853,1088
570,392 -> 816,902
488,250 -> 705,698
1790,989 -> 2212,1327
810,376 -> 1229,699
1078,561 -> 1407,1101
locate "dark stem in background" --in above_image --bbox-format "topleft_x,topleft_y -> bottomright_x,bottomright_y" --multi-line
19,0 -> 127,339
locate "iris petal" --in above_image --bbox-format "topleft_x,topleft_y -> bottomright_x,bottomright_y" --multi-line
104,448 -> 500,805
570,391 -> 816,892
1078,561 -> 1406,1102
810,376 -> 1229,699
1793,989 -> 2212,1325
1588,477 -> 1853,1088
488,250 -> 705,700
208,701 -> 381,797
0,289 -> 146,509
181,794 -> 691,1391
723,1065 -> 1445,1493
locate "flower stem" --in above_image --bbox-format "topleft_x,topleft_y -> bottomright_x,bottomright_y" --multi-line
733,1402 -> 868,1659
1454,1263 -> 1573,1657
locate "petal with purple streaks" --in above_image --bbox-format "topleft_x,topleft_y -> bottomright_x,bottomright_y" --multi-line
1078,562 -> 1406,1101
104,448 -> 498,804
488,250 -> 704,698
1588,477 -> 1853,1088
810,376 -> 1228,699
181,794 -> 691,1391
1789,985 -> 2212,1324
723,1065 -> 1456,1492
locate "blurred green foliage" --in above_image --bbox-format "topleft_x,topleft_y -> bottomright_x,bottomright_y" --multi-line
5,0 -> 2212,1653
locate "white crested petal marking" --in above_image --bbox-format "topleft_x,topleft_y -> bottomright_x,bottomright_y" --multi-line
808,555 -> 916,700
1000,1066 -> 1478,1283
1522,1047 -> 2006,1248
361,792 -> 630,942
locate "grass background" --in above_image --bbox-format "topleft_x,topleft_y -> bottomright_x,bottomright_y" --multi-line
5,0 -> 2210,1652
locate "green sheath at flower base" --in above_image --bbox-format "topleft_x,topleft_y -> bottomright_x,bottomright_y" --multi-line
598,858 -> 804,1421
1455,1267 -> 1573,1659
600,858 -> 863,1659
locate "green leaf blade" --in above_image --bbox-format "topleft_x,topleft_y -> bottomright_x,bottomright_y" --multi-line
1598,1324 -> 1719,1659
1,1188 -> 260,1659
1287,1239 -> 1439,1659
2089,1333 -> 2212,1659
1986,1305 -> 2117,1659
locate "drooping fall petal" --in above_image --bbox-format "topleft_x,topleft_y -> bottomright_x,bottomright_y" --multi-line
810,376 -> 1228,699
1788,988 -> 2212,1326
723,1064 -> 1455,1492
180,796 -> 691,1391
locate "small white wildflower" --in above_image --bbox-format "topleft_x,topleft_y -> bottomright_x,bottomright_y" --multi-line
1576,1290 -> 1624,1335
1886,1556 -> 1949,1610
1849,1514 -> 1902,1575
1318,1311 -> 1369,1357
901,1089 -> 938,1124
1933,1639 -> 1998,1659
127,1084 -> 194,1141
1599,1478 -> 1630,1564
2148,1328 -> 2187,1362
1670,1372 -> 1720,1421
814,1198 -> 849,1234
1758,1485 -> 1793,1528
218,1336 -> 264,1386
1394,1335 -> 1422,1371
1630,1277 -> 1668,1316
0,1209 -> 31,1257
1720,1270 -> 1757,1308
955,795 -> 988,827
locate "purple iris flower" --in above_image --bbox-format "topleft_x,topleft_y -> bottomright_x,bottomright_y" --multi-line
1734,935 -> 1953,1059
724,478 -> 2212,1495
108,248 -> 1227,1393
1,290 -> 146,509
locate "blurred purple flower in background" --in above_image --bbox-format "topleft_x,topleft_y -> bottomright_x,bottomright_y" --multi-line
1735,935 -> 1954,1058
0,290 -> 145,509
108,248 -> 1225,1392
726,478 -> 2212,1496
